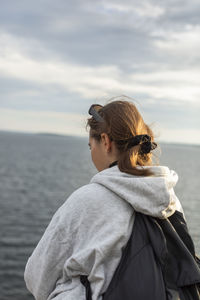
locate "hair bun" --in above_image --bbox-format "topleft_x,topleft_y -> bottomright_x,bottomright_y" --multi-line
127,134 -> 157,154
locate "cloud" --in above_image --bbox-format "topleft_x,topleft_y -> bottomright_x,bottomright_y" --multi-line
0,35 -> 119,99
99,1 -> 165,18
152,25 -> 200,63
0,0 -> 200,144
1,33 -> 199,105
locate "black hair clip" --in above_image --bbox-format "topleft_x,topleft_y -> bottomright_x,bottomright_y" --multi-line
88,104 -> 104,122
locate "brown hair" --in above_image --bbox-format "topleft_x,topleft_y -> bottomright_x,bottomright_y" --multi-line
86,96 -> 159,176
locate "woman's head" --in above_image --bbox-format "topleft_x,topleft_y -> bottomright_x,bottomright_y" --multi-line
86,96 -> 158,176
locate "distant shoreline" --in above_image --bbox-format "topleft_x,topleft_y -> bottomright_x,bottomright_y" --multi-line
0,129 -> 199,147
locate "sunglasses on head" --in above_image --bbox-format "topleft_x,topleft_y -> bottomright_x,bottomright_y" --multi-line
88,104 -> 104,122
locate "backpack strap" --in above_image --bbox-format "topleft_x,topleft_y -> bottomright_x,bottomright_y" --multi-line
80,275 -> 92,300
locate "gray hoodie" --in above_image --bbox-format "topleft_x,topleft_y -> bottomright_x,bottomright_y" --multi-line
24,165 -> 184,300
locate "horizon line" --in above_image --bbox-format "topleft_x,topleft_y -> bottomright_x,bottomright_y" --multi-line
0,129 -> 200,147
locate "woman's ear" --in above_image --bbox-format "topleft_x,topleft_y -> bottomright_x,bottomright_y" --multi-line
101,133 -> 112,152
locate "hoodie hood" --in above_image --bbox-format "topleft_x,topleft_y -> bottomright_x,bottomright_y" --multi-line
90,165 -> 180,219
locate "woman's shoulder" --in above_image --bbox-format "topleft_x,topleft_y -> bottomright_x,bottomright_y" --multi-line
64,182 -> 113,209
60,180 -> 132,219
48,183 -> 103,229
68,182 -> 105,201
56,183 -> 102,214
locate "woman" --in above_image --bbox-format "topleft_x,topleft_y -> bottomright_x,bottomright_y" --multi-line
24,98 -> 186,299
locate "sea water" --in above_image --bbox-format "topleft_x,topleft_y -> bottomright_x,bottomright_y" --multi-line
0,131 -> 199,300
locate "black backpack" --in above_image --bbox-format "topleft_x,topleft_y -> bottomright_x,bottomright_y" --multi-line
80,210 -> 200,300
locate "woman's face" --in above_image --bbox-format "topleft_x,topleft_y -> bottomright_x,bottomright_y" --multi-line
88,131 -> 119,172
88,135 -> 107,172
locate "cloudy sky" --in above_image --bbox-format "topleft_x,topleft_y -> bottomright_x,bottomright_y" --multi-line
0,0 -> 200,144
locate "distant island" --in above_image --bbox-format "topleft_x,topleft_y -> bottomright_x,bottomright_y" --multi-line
0,130 -> 199,146
35,132 -> 87,139
36,132 -> 68,137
